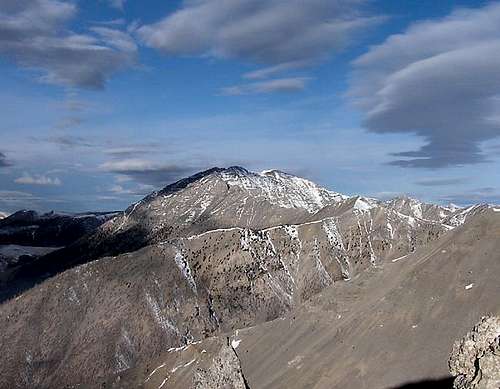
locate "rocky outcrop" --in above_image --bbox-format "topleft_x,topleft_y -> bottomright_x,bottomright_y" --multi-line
136,336 -> 249,389
192,338 -> 249,389
449,316 -> 500,389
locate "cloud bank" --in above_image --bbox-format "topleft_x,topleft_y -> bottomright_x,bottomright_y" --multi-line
350,3 -> 500,168
0,0 -> 137,88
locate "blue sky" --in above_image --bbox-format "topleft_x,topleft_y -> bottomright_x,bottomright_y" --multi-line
1,0 -> 500,213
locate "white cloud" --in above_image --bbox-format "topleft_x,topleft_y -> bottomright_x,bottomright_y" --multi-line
15,173 -> 62,186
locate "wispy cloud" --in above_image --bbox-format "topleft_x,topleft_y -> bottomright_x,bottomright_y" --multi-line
30,135 -> 94,150
242,60 -> 313,80
0,190 -> 68,212
103,143 -> 162,158
0,0 -> 137,88
92,18 -> 126,27
100,159 -> 196,187
48,135 -> 93,149
15,173 -> 62,186
103,0 -> 126,11
415,178 -> 467,187
349,3 -> 500,168
440,187 -> 500,206
220,77 -> 311,95
109,183 -> 155,196
0,190 -> 42,208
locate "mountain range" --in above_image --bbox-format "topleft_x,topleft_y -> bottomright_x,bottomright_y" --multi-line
0,166 -> 498,389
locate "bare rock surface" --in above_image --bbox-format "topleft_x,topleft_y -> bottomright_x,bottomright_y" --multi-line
116,336 -> 248,389
449,316 -> 500,389
191,339 -> 249,389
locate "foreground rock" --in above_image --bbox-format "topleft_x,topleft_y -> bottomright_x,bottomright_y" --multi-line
449,316 -> 500,389
116,337 -> 248,389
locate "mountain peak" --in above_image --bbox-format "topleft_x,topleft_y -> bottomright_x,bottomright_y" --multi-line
224,166 -> 250,175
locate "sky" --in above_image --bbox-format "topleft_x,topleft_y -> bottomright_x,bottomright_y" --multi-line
1,0 -> 500,213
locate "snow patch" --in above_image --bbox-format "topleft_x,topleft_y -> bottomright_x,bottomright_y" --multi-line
386,222 -> 394,239
391,254 -> 408,263
353,197 -> 376,212
145,293 -> 179,335
322,218 -> 351,280
231,339 -> 242,349
173,248 -> 197,294
145,363 -> 166,382
447,205 -> 478,227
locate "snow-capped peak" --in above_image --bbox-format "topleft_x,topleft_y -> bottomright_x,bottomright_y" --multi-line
353,197 -> 378,213
445,203 -> 462,212
218,166 -> 346,213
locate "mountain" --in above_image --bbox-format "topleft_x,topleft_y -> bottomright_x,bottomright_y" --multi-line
0,211 -> 8,220
385,195 -> 456,223
0,209 -> 120,247
4,167 -> 456,292
0,166 -> 498,388
89,166 -> 347,255
0,210 -> 120,287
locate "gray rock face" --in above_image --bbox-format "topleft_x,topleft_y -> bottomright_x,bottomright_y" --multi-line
192,339 -> 248,389
449,316 -> 500,389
